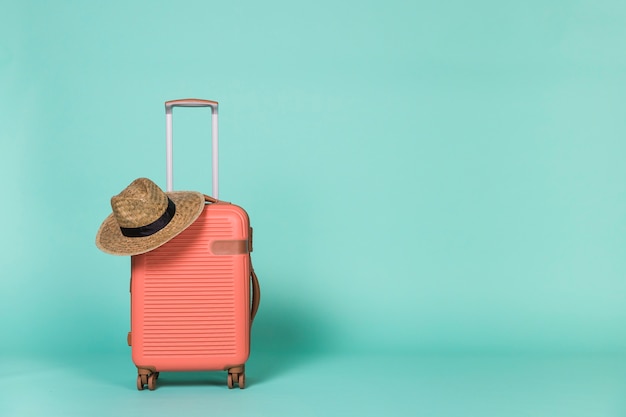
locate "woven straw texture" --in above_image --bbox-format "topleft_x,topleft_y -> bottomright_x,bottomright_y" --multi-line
96,178 -> 205,256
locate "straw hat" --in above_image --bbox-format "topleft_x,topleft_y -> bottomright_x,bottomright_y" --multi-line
96,177 -> 205,256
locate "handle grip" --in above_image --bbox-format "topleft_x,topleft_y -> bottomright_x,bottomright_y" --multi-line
165,98 -> 218,110
250,267 -> 261,323
164,98 -> 219,198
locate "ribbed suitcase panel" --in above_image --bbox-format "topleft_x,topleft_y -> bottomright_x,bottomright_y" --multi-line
143,260 -> 237,357
131,204 -> 250,371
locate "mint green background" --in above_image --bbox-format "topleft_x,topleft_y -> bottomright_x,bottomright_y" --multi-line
1,1 -> 626,415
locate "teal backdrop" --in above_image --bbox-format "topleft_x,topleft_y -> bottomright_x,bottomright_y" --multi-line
2,0 -> 626,358
1,2 -> 626,415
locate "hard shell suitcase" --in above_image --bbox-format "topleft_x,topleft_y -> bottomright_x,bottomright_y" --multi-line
128,99 -> 260,390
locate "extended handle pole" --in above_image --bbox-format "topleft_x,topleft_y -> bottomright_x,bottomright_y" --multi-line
164,99 -> 219,198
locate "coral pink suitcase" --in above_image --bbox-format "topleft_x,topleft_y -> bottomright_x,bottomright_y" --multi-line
128,99 -> 260,390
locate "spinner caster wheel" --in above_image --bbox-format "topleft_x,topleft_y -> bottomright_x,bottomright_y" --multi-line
227,372 -> 245,389
137,374 -> 149,391
148,373 -> 157,391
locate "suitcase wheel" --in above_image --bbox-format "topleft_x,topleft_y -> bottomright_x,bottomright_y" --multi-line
227,371 -> 245,389
137,372 -> 159,391
147,374 -> 157,391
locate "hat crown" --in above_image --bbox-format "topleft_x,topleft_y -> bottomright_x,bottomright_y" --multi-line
110,178 -> 169,228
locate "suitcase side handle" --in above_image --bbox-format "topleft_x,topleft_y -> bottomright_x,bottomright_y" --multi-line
250,266 -> 261,323
165,98 -> 219,198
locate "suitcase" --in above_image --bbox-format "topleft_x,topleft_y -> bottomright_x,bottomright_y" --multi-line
128,99 -> 260,390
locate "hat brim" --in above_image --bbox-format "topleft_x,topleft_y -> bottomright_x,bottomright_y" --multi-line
95,191 -> 205,256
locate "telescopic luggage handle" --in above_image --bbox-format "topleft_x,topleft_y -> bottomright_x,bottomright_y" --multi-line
164,98 -> 219,198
